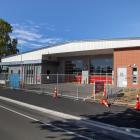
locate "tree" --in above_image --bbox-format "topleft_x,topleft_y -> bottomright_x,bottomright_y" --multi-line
0,19 -> 19,61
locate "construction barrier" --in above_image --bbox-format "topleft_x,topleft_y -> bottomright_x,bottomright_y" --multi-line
135,94 -> 140,110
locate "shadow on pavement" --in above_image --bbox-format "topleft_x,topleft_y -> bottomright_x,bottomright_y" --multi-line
31,121 -> 91,140
31,120 -> 119,140
81,107 -> 140,129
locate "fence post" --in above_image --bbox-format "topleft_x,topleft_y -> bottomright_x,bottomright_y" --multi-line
76,73 -> 79,100
106,72 -> 109,98
76,84 -> 79,100
103,72 -> 107,97
76,86 -> 79,100
93,82 -> 96,100
57,73 -> 59,95
41,74 -> 44,94
112,71 -> 114,85
4,73 -> 6,86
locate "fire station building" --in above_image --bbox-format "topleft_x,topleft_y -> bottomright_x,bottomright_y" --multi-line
0,37 -> 140,88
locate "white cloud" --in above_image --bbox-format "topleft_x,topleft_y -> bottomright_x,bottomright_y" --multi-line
38,38 -> 62,44
14,29 -> 42,41
11,21 -> 63,50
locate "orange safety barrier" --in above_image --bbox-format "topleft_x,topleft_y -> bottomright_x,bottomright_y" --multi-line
135,94 -> 140,110
65,75 -> 112,84
89,75 -> 112,84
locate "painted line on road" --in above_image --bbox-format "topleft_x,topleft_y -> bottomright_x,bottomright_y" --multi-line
0,104 -> 93,140
0,96 -> 140,138
0,96 -> 81,120
0,104 -> 38,121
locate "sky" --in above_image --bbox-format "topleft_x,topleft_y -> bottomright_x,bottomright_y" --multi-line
0,0 -> 140,52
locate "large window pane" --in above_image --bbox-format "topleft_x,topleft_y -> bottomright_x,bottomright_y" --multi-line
65,60 -> 83,74
90,57 -> 113,75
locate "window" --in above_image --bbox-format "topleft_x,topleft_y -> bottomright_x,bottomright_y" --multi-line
0,66 -> 8,73
65,60 -> 83,74
90,57 -> 113,75
25,65 -> 34,75
132,67 -> 138,84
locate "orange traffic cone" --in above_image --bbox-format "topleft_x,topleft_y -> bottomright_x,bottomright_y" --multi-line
53,87 -> 58,98
100,83 -> 111,107
100,98 -> 111,107
135,94 -> 140,110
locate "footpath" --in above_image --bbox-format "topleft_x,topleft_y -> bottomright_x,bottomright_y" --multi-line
0,87 -> 140,129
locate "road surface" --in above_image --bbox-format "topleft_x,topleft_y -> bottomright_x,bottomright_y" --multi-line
0,87 -> 140,140
0,99 -> 121,140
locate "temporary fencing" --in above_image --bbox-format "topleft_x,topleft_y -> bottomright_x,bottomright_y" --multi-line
0,73 -> 115,100
1,72 -> 140,108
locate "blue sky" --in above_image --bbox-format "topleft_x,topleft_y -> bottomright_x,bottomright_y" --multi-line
0,0 -> 140,52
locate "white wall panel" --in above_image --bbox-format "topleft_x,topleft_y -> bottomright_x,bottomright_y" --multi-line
2,38 -> 140,63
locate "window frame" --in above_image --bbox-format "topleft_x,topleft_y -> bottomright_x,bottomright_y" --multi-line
132,66 -> 138,84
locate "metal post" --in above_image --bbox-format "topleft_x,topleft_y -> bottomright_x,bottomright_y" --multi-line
20,45 -> 24,89
112,71 -> 114,86
106,72 -> 108,98
75,73 -> 79,100
41,74 -> 44,94
76,82 -> 79,100
93,82 -> 96,100
57,73 -> 59,95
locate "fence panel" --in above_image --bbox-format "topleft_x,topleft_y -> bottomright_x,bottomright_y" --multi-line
1,72 -> 139,107
2,72 -> 137,105
0,73 -> 9,85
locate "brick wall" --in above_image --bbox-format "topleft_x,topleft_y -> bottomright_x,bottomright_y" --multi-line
114,47 -> 140,88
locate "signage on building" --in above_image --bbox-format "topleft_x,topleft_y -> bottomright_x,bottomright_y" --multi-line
95,81 -> 104,93
81,70 -> 89,84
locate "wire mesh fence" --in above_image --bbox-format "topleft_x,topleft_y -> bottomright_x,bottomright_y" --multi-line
0,73 -> 9,85
22,74 -> 94,99
0,73 -> 113,99
0,72 -> 139,106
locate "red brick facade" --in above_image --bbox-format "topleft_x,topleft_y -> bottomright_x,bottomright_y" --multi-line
114,47 -> 140,88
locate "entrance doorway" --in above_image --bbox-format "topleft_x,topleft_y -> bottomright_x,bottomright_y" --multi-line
117,67 -> 127,87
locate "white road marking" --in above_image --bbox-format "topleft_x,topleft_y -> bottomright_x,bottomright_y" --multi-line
0,96 -> 81,120
0,96 -> 140,138
0,105 -> 38,121
0,104 -> 94,140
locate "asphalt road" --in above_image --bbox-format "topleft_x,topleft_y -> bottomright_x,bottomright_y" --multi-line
0,100 -> 92,140
0,99 -> 121,140
0,87 -> 140,140
0,87 -> 140,129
